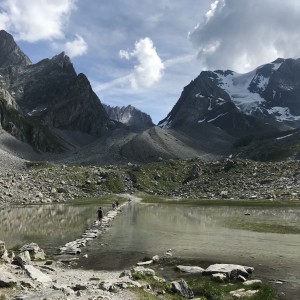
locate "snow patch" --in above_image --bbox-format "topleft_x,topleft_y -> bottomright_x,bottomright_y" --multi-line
267,106 -> 300,122
195,93 -> 205,98
207,112 -> 228,123
27,107 -> 48,116
276,133 -> 296,140
159,118 -> 171,129
217,70 -> 265,115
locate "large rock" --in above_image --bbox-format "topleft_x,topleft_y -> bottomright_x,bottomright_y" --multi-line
0,270 -> 17,287
203,264 -> 254,279
171,279 -> 194,298
23,265 -> 52,283
133,266 -> 155,276
20,243 -> 45,260
176,265 -> 204,274
13,251 -> 31,267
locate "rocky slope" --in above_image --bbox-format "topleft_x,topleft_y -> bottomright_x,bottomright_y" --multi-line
103,104 -> 154,127
1,157 -> 300,210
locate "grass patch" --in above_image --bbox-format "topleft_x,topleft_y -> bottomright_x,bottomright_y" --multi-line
69,194 -> 125,206
104,173 -> 125,193
129,275 -> 277,300
25,161 -> 55,169
138,193 -> 300,207
224,220 -> 300,234
188,279 -> 278,300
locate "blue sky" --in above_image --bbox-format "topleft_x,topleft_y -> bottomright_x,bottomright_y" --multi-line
1,0 -> 300,124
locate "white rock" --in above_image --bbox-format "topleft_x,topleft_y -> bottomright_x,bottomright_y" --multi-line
177,265 -> 204,273
136,260 -> 153,266
23,265 -> 52,283
243,279 -> 262,286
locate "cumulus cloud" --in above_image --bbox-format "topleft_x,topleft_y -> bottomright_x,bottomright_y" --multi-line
64,34 -> 88,58
119,37 -> 164,89
0,0 -> 76,42
189,0 -> 300,72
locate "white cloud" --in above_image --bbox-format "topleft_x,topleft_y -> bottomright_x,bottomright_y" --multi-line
64,34 -> 88,58
189,0 -> 300,72
119,37 -> 165,89
0,0 -> 76,42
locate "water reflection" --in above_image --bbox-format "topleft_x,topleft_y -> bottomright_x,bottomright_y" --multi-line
0,204 -> 105,253
0,202 -> 299,283
78,203 -> 300,276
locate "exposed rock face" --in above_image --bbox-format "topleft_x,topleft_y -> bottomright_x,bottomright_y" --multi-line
159,58 -> 300,139
0,30 -> 112,152
103,104 -> 154,127
0,30 -> 31,67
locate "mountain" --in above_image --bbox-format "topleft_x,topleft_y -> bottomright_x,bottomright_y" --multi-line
0,30 -> 113,151
0,30 -> 31,67
159,58 -> 300,138
103,104 -> 154,127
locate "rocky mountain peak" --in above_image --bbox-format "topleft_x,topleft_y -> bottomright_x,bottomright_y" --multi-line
103,104 -> 154,127
51,52 -> 70,67
0,30 -> 31,68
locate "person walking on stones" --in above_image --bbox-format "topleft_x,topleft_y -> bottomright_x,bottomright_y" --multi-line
97,207 -> 103,225
116,200 -> 119,208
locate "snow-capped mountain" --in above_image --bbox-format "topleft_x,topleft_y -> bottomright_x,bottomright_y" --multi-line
159,58 -> 300,136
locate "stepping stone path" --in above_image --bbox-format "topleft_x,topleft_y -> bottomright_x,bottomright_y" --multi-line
58,202 -> 127,256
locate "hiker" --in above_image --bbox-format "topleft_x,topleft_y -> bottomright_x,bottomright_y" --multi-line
116,200 -> 119,208
97,207 -> 103,224
112,202 -> 116,210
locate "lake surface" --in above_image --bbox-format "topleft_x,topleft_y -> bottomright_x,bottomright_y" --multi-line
0,202 -> 299,295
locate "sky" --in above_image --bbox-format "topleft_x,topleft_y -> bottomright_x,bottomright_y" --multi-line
1,0 -> 300,124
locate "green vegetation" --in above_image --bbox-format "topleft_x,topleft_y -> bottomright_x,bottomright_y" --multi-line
130,273 -> 278,300
224,219 -> 300,234
25,161 -> 56,169
139,193 -> 300,207
104,173 -> 125,193
189,279 -> 277,300
69,194 -> 125,206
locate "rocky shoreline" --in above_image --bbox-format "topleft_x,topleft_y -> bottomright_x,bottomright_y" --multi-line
1,236 -> 271,300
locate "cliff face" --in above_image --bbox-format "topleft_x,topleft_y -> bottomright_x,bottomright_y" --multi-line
0,30 -> 112,152
103,104 -> 154,127
0,30 -> 31,68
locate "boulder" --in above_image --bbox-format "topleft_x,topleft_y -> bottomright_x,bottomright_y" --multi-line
13,251 -> 31,267
23,265 -> 52,283
0,271 -> 17,287
171,279 -> 194,298
19,243 -> 46,260
176,265 -> 204,274
203,264 -> 254,279
133,266 -> 155,276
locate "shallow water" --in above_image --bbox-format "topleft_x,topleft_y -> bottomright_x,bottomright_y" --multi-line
1,202 -> 299,295
0,203 -> 108,253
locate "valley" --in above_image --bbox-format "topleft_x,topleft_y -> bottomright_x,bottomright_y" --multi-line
1,28 -> 300,299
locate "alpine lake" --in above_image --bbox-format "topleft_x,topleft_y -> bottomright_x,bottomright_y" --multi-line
0,196 -> 299,298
